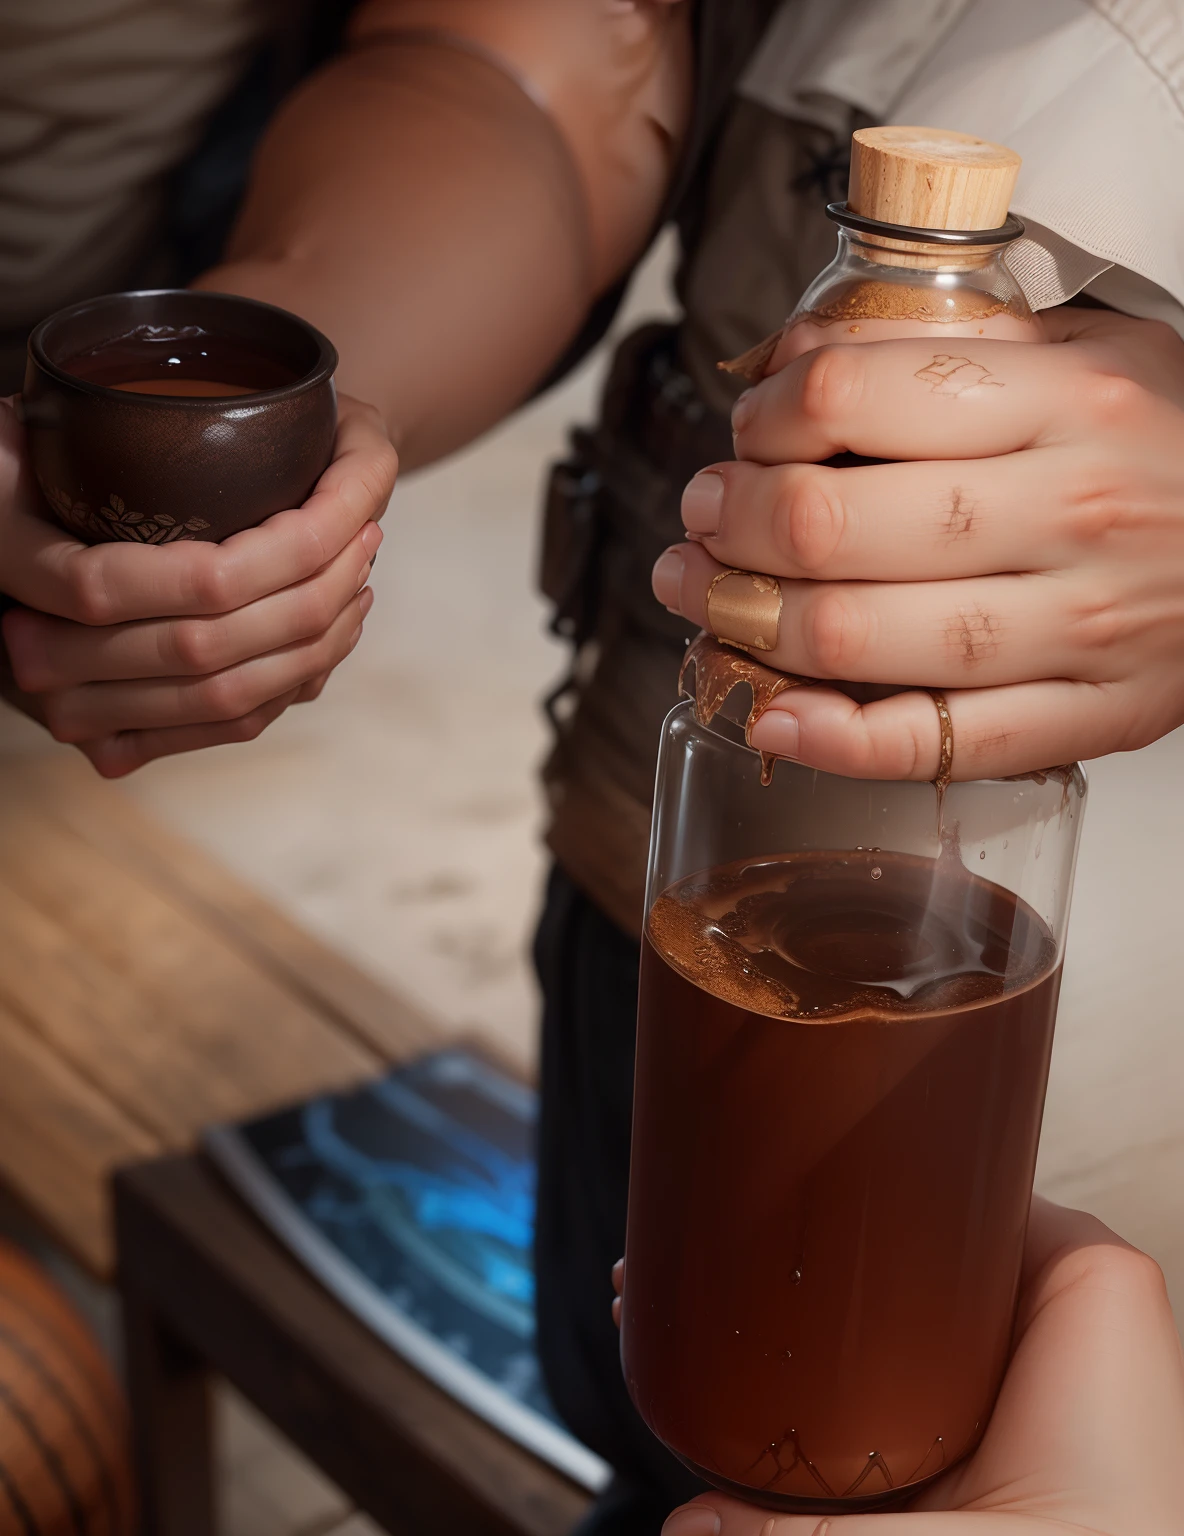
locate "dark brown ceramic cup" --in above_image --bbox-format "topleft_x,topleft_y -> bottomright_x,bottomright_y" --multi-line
22,289 -> 337,545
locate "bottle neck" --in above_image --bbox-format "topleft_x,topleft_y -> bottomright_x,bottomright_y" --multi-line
786,225 -> 1038,351
835,224 -> 1014,274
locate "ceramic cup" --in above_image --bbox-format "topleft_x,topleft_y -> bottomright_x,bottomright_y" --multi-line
22,289 -> 338,545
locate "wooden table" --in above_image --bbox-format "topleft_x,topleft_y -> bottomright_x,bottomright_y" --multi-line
114,1155 -> 589,1536
0,750 -> 588,1533
0,751 -> 438,1278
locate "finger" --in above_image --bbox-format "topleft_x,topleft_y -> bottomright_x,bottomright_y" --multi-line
80,688 -> 303,778
746,675 -> 1130,782
6,398 -> 394,623
976,1201 -> 1184,1526
612,1258 -> 624,1297
43,587 -> 371,741
654,541 -> 1102,689
6,525 -> 380,689
662,1493 -> 1010,1534
294,670 -> 332,704
729,336 -> 1110,467
1020,1196 -> 1129,1288
680,450 -> 1081,583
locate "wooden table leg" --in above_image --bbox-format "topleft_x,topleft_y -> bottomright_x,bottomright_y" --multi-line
121,1286 -> 215,1536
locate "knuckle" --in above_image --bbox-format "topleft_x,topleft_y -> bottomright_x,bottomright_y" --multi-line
355,445 -> 398,514
1062,463 -> 1126,544
169,618 -> 221,674
777,469 -> 845,571
187,555 -> 233,614
1084,1244 -> 1169,1303
299,580 -> 338,636
797,346 -> 863,426
1105,686 -> 1158,752
1070,597 -> 1128,654
292,519 -> 331,576
1081,370 -> 1147,429
371,437 -> 399,496
800,589 -> 868,676
226,708 -> 271,744
1139,317 -> 1183,359
945,606 -> 1001,670
195,671 -> 250,721
66,558 -> 113,626
41,697 -> 82,745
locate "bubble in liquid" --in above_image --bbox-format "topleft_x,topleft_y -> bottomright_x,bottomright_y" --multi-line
979,850 -> 986,860
870,866 -> 882,880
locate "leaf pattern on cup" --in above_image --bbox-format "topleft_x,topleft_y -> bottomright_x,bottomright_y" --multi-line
99,494 -> 211,543
46,486 -> 212,544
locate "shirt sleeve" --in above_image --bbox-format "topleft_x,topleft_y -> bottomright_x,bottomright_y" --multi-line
890,0 -> 1184,335
740,0 -> 1184,337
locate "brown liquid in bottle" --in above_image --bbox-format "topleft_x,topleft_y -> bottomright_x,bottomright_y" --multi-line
622,850 -> 1059,1509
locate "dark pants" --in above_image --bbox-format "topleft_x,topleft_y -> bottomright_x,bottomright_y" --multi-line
533,867 -> 706,1533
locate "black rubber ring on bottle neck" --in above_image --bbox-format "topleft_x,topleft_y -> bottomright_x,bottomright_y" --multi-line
826,202 -> 1026,246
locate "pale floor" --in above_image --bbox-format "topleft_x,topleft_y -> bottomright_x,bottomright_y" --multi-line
4,237 -> 1184,1530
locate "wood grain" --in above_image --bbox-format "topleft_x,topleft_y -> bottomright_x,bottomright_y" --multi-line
0,1001 -> 158,1273
850,126 -> 1020,231
0,804 -> 379,1123
7,756 -> 438,1063
0,752 -> 445,1277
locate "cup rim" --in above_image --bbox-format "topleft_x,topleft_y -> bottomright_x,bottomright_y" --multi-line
27,288 -> 338,407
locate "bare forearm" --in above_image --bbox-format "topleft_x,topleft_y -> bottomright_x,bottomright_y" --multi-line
197,40 -> 596,468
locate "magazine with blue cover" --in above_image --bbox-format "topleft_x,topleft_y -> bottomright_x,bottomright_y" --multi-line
203,1048 -> 611,1492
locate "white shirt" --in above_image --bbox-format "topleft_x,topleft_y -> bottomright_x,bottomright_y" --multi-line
740,0 -> 1184,336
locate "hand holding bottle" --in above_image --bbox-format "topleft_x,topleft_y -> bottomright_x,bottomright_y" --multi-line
653,302 -> 1184,781
651,1198 -> 1184,1536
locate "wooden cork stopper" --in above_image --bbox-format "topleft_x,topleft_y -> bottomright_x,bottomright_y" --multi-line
849,126 -> 1020,231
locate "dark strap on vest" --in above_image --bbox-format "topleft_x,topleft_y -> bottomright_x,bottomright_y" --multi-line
536,0 -> 783,393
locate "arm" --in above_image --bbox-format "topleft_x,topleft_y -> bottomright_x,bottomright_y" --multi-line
198,0 -> 692,465
1,0 -> 691,770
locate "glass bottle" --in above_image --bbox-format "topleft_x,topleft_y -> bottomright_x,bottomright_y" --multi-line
620,127 -> 1087,1513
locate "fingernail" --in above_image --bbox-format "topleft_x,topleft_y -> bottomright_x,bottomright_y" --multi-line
359,586 -> 375,617
664,1507 -> 721,1536
731,388 -> 755,433
751,710 -> 799,759
652,547 -> 686,611
361,521 -> 383,557
682,471 -> 724,536
357,563 -> 372,590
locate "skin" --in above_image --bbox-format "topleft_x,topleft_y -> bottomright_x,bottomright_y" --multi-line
653,307 -> 1184,779
0,0 -> 688,774
5,2 -> 1183,782
5,2 -> 1180,1518
627,1200 -> 1184,1536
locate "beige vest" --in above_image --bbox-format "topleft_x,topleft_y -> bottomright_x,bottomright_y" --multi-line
547,0 -> 1184,935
